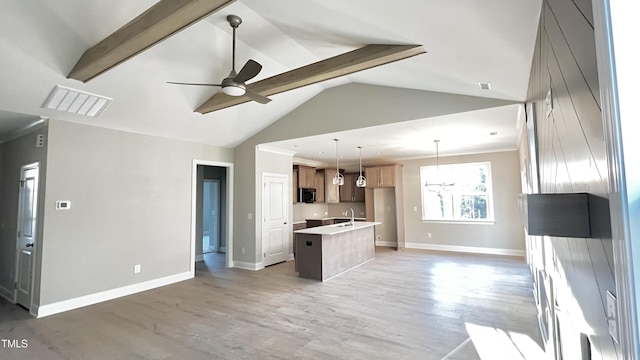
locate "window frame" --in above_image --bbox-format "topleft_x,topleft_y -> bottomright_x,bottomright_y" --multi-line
419,161 -> 495,224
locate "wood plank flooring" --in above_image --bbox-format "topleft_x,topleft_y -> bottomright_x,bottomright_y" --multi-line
0,248 -> 543,359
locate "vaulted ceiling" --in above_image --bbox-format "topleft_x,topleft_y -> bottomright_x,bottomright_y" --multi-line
0,0 -> 542,160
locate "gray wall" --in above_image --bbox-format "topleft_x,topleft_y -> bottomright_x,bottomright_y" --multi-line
0,126 -> 48,303
39,120 -> 233,305
526,0 -> 617,358
234,83 -> 518,264
400,151 -> 524,253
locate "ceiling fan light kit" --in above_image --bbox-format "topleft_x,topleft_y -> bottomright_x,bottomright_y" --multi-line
167,14 -> 271,104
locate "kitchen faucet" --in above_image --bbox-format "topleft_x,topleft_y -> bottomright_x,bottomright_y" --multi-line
344,208 -> 355,226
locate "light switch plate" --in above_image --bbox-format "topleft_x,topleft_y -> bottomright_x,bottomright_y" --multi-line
607,290 -> 619,343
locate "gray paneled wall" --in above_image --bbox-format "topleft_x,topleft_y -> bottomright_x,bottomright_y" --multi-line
527,0 -> 618,358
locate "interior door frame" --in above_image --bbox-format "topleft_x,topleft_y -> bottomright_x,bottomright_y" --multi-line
14,161 -> 40,315
190,160 -> 233,273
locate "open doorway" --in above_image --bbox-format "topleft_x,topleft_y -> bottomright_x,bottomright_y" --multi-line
191,160 -> 233,275
203,179 -> 221,255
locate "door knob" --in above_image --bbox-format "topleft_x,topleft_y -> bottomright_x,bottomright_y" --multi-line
284,222 -> 288,224
26,243 -> 34,247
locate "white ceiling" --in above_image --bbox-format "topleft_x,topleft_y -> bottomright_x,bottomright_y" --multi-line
0,0 -> 542,161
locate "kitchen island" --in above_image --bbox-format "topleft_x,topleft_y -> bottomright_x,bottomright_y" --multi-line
294,221 -> 380,281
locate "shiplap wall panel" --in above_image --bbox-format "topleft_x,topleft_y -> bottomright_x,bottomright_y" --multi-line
526,0 -> 619,358
570,0 -> 594,28
548,0 -> 599,107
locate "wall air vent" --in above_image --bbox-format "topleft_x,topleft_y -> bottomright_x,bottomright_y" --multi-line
42,85 -> 112,118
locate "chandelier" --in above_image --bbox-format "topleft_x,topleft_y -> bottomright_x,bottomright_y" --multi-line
425,140 -> 455,194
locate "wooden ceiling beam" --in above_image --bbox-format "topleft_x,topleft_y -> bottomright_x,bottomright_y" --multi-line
195,44 -> 425,114
68,0 -> 236,82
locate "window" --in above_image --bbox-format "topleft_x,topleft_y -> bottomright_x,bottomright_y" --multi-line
420,161 -> 494,222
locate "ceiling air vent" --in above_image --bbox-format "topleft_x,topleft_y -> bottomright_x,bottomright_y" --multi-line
478,82 -> 491,90
42,85 -> 112,117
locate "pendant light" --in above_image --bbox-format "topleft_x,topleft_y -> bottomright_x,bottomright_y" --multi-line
356,146 -> 366,187
332,139 -> 344,185
425,140 -> 455,194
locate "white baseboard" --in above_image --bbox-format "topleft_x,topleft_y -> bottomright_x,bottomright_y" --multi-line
195,254 -> 204,262
376,241 -> 398,247
405,242 -> 525,257
0,284 -> 15,303
30,304 -> 39,318
36,271 -> 193,318
233,261 -> 261,271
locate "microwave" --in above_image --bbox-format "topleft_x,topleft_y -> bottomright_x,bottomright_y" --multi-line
298,188 -> 316,203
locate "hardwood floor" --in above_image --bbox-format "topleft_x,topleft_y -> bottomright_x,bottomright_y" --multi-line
0,248 -> 543,359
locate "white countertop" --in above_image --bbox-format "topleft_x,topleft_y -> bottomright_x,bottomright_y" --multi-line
294,221 -> 381,236
305,217 -> 367,221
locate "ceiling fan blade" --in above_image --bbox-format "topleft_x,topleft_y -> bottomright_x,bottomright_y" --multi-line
196,44 -> 425,113
245,89 -> 271,104
166,81 -> 222,87
234,59 -> 262,84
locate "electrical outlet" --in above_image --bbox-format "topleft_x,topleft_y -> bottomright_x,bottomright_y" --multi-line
428,233 -> 432,239
134,264 -> 141,274
242,247 -> 246,254
413,206 -> 418,212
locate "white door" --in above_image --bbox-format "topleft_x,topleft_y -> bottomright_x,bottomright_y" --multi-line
16,163 -> 39,309
262,174 -> 289,267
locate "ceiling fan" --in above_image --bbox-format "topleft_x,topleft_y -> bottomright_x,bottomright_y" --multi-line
167,14 -> 271,105
69,1 -> 425,113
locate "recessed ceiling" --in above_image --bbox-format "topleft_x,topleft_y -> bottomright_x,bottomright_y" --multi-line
0,0 -> 542,155
265,104 -> 525,170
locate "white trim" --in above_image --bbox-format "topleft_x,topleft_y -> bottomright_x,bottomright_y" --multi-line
0,284 -> 15,303
30,304 -> 39,318
593,0 -> 640,356
406,242 -> 525,257
376,241 -> 398,247
257,144 -> 297,157
190,160 -> 234,274
36,271 -> 192,318
15,162 -> 40,313
422,220 -> 496,225
233,261 -> 261,271
292,157 -> 327,168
